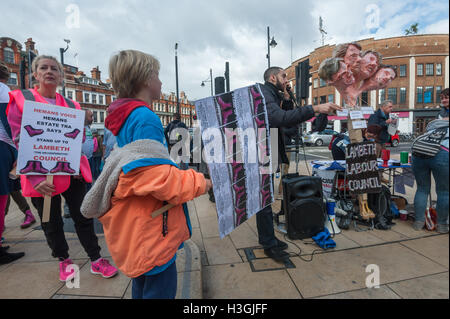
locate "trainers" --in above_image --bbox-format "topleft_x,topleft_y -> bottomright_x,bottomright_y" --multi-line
59,258 -> 76,282
90,258 -> 118,278
412,221 -> 425,231
20,210 -> 36,229
436,224 -> 449,234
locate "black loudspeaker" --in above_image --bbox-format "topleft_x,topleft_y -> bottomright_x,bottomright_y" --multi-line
282,173 -> 326,240
214,77 -> 225,95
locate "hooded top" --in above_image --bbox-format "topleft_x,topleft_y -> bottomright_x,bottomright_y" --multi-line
87,98 -> 206,278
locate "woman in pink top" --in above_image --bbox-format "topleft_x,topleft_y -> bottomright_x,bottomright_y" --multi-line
7,55 -> 118,281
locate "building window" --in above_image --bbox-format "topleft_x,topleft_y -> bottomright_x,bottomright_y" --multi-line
424,86 -> 434,103
399,65 -> 407,77
84,93 -> 90,103
313,97 -> 318,105
7,72 -> 17,85
425,63 -> 434,76
92,94 -> 97,104
361,92 -> 369,106
100,111 -> 105,123
320,95 -> 326,104
417,64 -> 423,76
313,78 -> 319,89
378,89 -> 385,105
417,87 -> 423,103
328,94 -> 334,103
400,88 -> 407,104
99,95 -> 104,105
436,86 -> 442,103
3,48 -> 14,64
319,78 -> 326,87
93,111 -> 98,123
67,90 -> 73,99
436,63 -> 442,76
388,88 -> 397,104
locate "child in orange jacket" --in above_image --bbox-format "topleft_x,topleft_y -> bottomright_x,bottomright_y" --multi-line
81,50 -> 211,299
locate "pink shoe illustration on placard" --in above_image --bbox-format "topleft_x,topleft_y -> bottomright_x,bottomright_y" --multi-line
33,161 -> 49,174
63,162 -> 76,174
64,129 -> 81,139
20,161 -> 35,174
50,162 -> 76,174
24,125 -> 44,137
19,161 -> 49,174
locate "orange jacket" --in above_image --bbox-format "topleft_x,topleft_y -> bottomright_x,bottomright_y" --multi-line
98,165 -> 206,278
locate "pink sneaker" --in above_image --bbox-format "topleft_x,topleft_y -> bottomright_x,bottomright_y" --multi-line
90,258 -> 118,278
20,211 -> 36,229
59,259 -> 76,282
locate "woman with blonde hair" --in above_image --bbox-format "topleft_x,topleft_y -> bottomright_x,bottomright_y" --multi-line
81,50 -> 212,299
7,55 -> 117,279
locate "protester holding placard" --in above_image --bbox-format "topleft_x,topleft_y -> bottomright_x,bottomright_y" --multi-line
6,55 -> 118,280
80,50 -> 212,299
0,60 -> 25,264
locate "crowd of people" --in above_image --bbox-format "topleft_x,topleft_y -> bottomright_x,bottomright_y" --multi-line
0,46 -> 448,299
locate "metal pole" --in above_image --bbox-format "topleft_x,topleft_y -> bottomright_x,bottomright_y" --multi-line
27,52 -> 32,88
209,68 -> 213,96
175,43 -> 180,116
267,26 -> 270,68
60,48 -> 65,97
225,62 -> 230,92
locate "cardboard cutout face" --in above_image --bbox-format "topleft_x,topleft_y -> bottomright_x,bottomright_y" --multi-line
360,52 -> 379,80
374,67 -> 396,88
330,61 -> 355,87
344,45 -> 362,74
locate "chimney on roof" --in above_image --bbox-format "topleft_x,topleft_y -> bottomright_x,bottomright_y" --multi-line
25,38 -> 35,52
91,66 -> 101,80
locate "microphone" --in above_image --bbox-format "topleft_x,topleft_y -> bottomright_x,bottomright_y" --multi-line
286,86 -> 298,107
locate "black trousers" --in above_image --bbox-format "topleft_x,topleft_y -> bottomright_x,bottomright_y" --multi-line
31,177 -> 101,261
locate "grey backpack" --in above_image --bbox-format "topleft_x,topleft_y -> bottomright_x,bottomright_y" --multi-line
412,126 -> 448,159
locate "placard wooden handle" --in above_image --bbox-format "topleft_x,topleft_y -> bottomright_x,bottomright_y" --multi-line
42,175 -> 54,223
151,203 -> 175,218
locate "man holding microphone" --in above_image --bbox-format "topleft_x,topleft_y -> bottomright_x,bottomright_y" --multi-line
257,66 -> 342,262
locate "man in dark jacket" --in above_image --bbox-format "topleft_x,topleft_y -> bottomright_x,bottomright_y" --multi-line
368,100 -> 397,157
257,67 -> 341,261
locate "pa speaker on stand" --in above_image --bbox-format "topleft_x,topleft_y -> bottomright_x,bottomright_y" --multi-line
278,173 -> 326,240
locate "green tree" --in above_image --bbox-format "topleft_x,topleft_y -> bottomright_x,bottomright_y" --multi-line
405,23 -> 419,35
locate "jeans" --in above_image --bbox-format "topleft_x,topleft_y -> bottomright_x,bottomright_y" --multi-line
412,150 -> 449,225
132,262 -> 177,299
256,205 -> 278,249
31,177 -> 101,261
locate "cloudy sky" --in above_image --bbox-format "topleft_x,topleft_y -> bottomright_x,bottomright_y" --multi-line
2,0 -> 448,101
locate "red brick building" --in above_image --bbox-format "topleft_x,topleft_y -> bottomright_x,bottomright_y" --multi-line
286,34 -> 449,134
1,36 -> 196,134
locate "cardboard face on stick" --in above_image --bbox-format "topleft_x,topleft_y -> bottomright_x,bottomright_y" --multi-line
359,52 -> 380,80
344,44 -> 362,75
361,67 -> 396,92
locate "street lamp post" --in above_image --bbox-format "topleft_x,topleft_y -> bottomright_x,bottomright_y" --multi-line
266,26 -> 277,68
175,43 -> 180,116
201,68 -> 214,96
59,39 -> 70,97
